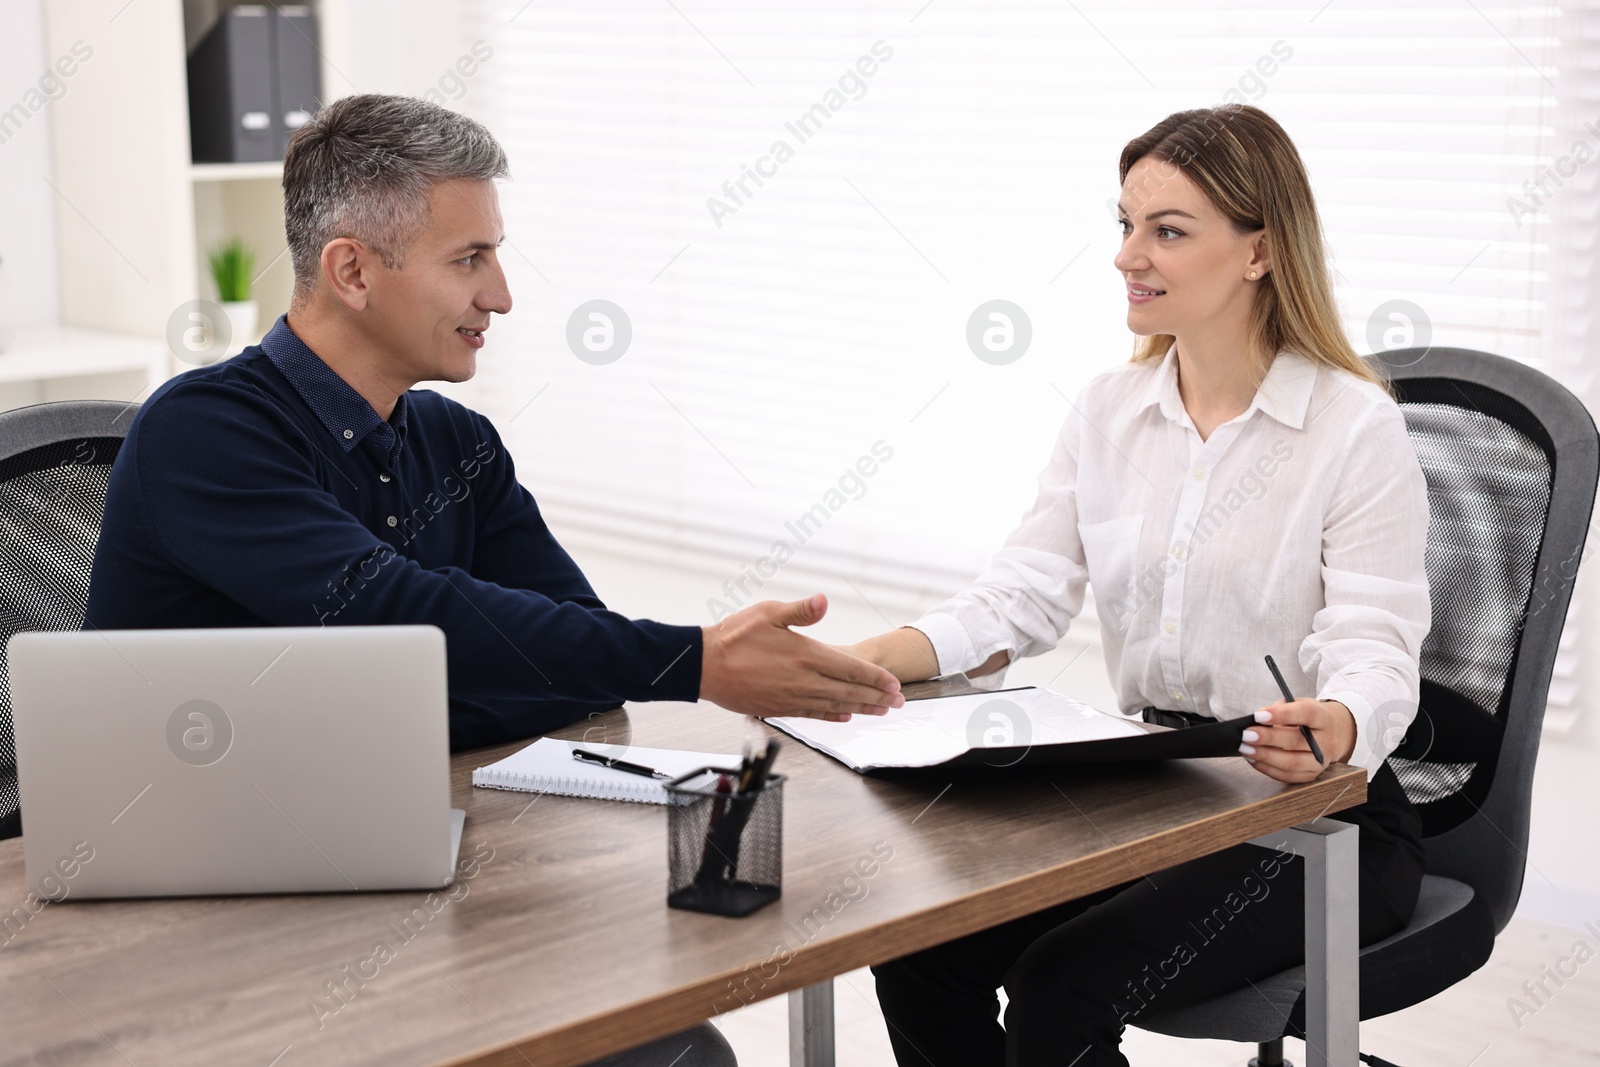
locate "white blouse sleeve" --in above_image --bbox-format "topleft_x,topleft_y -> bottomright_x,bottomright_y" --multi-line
1300,399 -> 1433,775
909,406 -> 1090,675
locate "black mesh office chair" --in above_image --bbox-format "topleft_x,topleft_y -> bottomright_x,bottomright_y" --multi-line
1136,347 -> 1599,1066
0,401 -> 137,841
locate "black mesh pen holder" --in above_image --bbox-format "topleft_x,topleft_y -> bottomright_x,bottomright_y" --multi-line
665,767 -> 784,917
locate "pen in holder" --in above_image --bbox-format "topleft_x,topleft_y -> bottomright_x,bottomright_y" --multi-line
665,766 -> 784,917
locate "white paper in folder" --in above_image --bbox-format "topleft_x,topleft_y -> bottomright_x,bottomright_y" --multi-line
766,687 -> 1143,772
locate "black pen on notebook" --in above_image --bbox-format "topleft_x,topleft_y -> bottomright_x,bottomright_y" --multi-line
571,747 -> 671,780
1263,655 -> 1324,766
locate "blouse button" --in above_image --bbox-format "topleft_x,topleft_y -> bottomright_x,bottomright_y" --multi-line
1171,690 -> 1184,702
379,473 -> 392,483
386,515 -> 398,528
342,429 -> 354,440
1192,467 -> 1205,480
1164,621 -> 1176,634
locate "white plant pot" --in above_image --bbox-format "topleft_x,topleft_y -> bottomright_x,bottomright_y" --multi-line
221,300 -> 259,359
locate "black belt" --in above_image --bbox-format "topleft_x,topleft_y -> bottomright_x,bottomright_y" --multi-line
1140,706 -> 1215,730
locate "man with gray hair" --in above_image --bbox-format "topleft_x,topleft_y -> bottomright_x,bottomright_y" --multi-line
87,94 -> 902,1065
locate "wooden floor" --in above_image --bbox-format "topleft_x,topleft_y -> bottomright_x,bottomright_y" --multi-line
708,917 -> 1600,1066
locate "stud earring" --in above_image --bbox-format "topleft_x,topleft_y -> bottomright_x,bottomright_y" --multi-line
1247,270 -> 1259,280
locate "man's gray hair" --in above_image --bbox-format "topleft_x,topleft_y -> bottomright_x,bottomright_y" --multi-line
282,94 -> 508,304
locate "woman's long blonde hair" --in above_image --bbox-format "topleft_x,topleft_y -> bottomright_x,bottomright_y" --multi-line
1118,105 -> 1386,391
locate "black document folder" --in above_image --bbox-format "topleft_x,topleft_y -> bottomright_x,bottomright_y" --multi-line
271,6 -> 321,158
187,5 -> 323,163
188,6 -> 276,163
929,713 -> 1255,771
767,680 -> 1255,774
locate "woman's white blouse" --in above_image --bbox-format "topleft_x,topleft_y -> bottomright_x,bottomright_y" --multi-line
911,347 -> 1432,776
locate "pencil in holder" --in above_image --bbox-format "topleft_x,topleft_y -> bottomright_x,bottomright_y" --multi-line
665,766 -> 784,917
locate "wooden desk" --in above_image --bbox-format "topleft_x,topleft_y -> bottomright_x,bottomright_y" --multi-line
0,702 -> 1364,1067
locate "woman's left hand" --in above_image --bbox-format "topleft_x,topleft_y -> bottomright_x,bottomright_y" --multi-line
1240,698 -> 1355,784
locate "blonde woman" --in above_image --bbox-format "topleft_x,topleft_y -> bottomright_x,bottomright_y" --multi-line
859,106 -> 1430,1065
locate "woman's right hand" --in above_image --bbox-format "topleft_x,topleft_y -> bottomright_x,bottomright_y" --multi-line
847,627 -> 1012,684
843,627 -> 941,683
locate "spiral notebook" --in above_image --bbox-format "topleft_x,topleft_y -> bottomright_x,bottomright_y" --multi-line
472,738 -> 741,805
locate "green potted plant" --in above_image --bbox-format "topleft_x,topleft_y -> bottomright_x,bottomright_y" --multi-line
208,237 -> 257,358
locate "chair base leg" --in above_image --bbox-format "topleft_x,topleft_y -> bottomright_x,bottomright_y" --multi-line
1250,1038 -> 1291,1067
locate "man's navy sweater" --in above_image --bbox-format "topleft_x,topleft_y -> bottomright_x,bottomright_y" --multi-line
86,317 -> 702,750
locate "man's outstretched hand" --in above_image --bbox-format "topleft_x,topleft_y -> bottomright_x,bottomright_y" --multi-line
700,594 -> 904,722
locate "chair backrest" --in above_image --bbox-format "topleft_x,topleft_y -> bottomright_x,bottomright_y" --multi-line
0,401 -> 137,840
1376,347 -> 1597,933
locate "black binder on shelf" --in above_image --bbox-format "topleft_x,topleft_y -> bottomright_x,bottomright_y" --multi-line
187,6 -> 275,163
271,5 -> 321,158
187,5 -> 322,164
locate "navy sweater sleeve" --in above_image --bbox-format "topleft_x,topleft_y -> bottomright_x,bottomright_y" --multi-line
117,379 -> 701,712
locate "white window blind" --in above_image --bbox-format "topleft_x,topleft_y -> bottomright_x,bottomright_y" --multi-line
1540,0 -> 1600,730
458,1 -> 1597,701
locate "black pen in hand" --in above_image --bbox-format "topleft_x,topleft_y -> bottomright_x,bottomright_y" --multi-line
1263,655 -> 1325,766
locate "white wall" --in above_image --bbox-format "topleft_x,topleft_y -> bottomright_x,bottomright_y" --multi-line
1521,730 -> 1600,930
0,0 -> 62,343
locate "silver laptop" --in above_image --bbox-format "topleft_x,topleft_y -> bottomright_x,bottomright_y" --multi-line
10,625 -> 465,899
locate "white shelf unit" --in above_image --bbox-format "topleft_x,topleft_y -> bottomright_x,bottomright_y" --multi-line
0,329 -> 168,384
0,328 -> 169,414
40,0 -> 334,376
41,0 -> 484,395
188,161 -> 284,183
